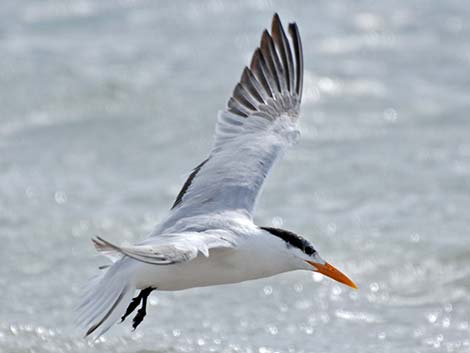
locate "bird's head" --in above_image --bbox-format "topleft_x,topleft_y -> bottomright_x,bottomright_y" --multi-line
261,227 -> 358,289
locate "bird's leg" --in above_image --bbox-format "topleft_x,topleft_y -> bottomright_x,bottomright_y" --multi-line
132,287 -> 155,330
120,292 -> 143,323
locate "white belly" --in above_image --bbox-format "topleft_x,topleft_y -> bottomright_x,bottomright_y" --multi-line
134,245 -> 294,291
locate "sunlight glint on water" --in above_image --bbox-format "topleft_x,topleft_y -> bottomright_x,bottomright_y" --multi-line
1,1 -> 470,352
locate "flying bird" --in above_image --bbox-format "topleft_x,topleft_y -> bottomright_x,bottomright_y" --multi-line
77,13 -> 357,338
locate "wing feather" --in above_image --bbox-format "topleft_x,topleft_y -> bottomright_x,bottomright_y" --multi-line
93,233 -> 236,265
240,67 -> 268,104
271,13 -> 295,94
171,158 -> 209,209
289,23 -> 304,98
233,83 -> 258,111
161,14 -> 304,230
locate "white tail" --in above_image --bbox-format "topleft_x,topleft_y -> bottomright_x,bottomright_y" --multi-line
76,242 -> 136,338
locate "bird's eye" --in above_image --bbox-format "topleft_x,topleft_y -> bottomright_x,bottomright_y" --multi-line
304,245 -> 315,256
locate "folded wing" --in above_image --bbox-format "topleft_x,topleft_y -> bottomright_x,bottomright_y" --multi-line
93,232 -> 237,265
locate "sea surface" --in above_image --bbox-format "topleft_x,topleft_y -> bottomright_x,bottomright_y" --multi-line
1,1 -> 470,352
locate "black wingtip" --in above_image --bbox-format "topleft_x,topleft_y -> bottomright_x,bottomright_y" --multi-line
287,22 -> 303,99
271,13 -> 283,35
224,12 -> 302,120
288,22 -> 299,35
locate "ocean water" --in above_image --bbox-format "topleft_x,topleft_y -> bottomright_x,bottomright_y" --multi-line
1,0 -> 470,352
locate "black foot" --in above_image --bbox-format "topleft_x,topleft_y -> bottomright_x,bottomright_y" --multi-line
121,294 -> 142,323
132,307 -> 147,330
121,287 -> 155,330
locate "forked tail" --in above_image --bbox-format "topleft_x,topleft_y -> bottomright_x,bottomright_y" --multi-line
76,241 -> 136,338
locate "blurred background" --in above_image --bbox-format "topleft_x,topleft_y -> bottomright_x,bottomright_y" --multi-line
1,0 -> 470,352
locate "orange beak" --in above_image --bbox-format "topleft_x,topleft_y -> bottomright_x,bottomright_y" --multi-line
306,261 -> 358,289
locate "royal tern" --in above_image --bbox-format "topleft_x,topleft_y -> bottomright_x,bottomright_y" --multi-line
77,13 -> 357,338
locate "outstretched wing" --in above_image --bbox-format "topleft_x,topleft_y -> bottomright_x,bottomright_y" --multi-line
166,14 -> 303,225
